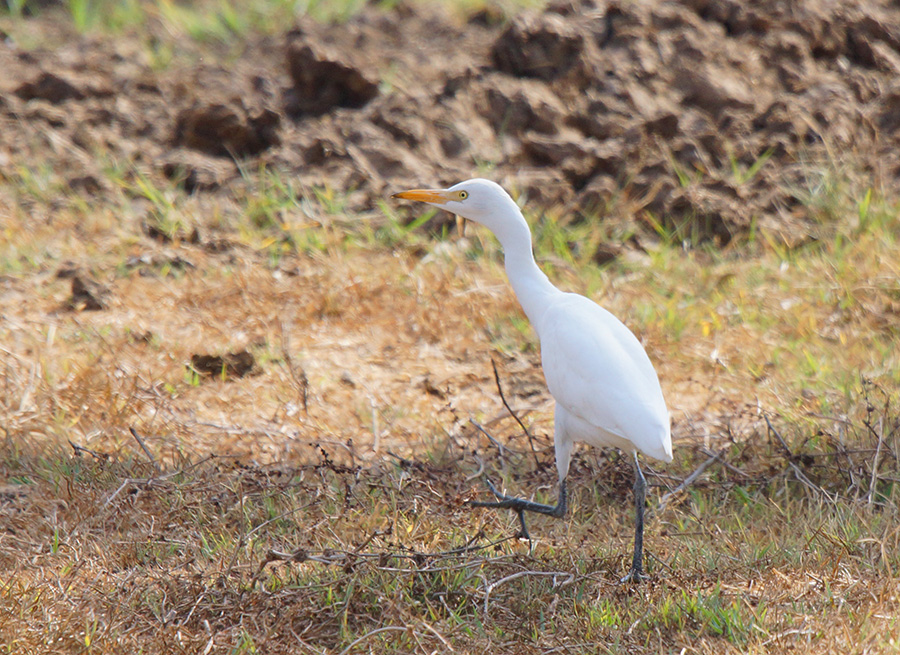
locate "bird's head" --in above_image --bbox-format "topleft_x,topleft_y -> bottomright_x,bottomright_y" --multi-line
392,178 -> 520,237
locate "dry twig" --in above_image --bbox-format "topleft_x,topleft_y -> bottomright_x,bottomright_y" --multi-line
482,569 -> 574,617
281,318 -> 310,414
765,414 -> 838,506
491,358 -> 541,468
129,427 -> 160,472
337,626 -> 409,655
656,446 -> 729,512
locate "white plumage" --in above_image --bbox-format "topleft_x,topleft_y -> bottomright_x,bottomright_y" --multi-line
539,294 -> 672,467
393,178 -> 672,582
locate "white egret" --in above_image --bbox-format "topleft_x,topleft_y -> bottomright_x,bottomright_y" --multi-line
392,179 -> 672,582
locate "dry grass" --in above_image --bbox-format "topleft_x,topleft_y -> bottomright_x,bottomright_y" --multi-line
3,150 -> 900,652
0,396 -> 898,654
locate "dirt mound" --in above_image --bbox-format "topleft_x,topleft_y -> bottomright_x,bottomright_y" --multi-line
2,0 -> 900,245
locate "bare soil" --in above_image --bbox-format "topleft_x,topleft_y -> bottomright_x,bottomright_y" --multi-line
3,0 -> 900,246
2,0 -> 898,463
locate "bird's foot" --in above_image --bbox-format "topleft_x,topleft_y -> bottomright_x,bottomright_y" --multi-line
469,478 -> 522,509
469,480 -> 533,539
483,477 -> 505,500
619,567 -> 649,585
469,479 -> 566,518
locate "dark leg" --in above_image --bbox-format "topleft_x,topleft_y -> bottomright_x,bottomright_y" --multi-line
621,452 -> 648,583
471,478 -> 568,539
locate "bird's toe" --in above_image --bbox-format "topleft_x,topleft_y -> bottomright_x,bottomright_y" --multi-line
620,568 -> 649,585
483,478 -> 505,500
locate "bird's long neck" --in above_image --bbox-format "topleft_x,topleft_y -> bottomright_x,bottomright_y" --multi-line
492,209 -> 561,328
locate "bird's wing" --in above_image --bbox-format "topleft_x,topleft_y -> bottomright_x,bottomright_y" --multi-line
537,293 -> 671,461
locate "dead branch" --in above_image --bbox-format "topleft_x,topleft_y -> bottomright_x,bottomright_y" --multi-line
656,447 -> 728,512
868,416 -> 885,506
765,415 -> 838,506
764,413 -> 794,459
67,440 -> 108,461
491,358 -> 541,468
129,427 -> 160,472
470,419 -> 509,473
482,569 -> 574,617
336,626 -> 410,655
281,318 -> 310,414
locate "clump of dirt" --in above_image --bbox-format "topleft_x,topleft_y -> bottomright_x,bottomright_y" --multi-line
490,12 -> 585,80
284,27 -> 380,117
173,101 -> 280,157
63,273 -> 108,311
190,350 -> 259,380
2,0 -> 900,245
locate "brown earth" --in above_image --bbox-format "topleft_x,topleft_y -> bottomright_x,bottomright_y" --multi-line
2,0 -> 900,249
1,0 -> 899,463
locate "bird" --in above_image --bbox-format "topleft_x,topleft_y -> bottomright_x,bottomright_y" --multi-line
392,178 -> 672,582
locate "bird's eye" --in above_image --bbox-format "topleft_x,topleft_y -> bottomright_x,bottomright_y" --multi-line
458,190 -> 468,200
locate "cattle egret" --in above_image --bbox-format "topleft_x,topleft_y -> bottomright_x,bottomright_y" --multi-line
392,179 -> 672,582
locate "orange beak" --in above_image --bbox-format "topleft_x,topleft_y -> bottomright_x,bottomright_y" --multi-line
391,189 -> 452,204
392,188 -> 467,237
